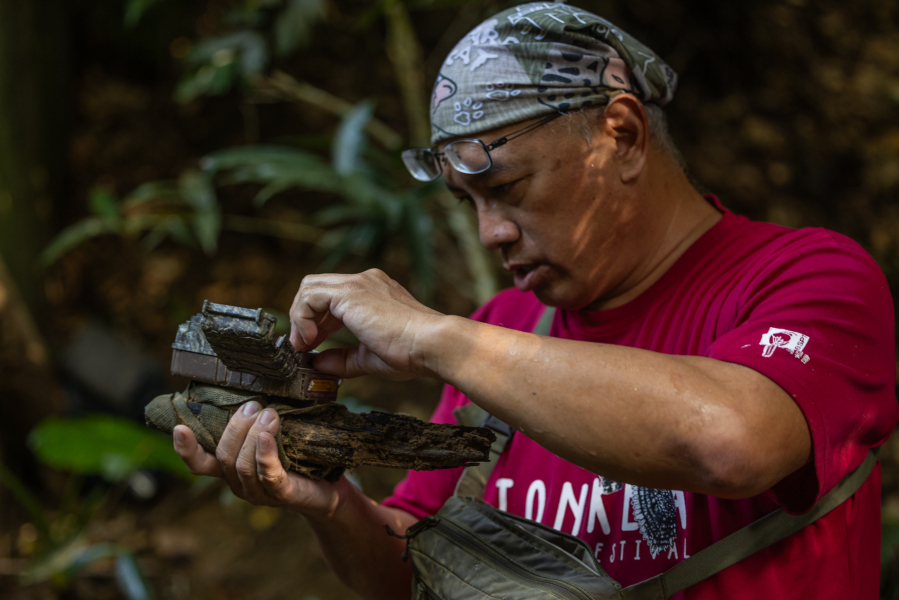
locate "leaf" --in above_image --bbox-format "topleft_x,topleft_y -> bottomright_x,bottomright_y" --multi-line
185,31 -> 269,75
402,192 -> 435,301
178,171 -> 221,254
22,538 -> 117,585
124,0 -> 164,27
115,551 -> 155,600
40,218 -> 119,268
274,0 -> 329,57
318,222 -> 378,271
333,100 -> 375,176
203,145 -> 340,202
175,31 -> 268,103
88,187 -> 121,226
125,181 -> 180,203
252,181 -> 296,206
29,415 -> 193,481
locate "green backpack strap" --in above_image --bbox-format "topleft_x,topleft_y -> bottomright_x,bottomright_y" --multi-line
620,447 -> 881,599
452,306 -> 557,499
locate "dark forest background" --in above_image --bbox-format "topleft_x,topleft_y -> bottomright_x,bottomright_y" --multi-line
2,0 -> 899,598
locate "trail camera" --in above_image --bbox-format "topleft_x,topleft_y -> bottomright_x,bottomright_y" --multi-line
170,301 -> 340,404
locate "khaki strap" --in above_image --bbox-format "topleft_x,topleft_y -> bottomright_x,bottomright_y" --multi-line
620,448 -> 880,599
452,306 -> 556,498
533,305 -> 556,336
452,403 -> 503,497
144,383 -> 312,471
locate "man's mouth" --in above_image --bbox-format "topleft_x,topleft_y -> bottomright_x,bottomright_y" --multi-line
512,264 -> 537,277
507,263 -> 547,292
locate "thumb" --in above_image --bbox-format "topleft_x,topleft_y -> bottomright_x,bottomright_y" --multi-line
313,347 -> 357,378
315,345 -> 415,381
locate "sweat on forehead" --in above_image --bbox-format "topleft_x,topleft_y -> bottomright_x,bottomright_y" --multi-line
429,2 -> 678,145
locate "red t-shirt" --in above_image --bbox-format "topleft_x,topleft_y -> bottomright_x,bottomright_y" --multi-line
383,199 -> 898,598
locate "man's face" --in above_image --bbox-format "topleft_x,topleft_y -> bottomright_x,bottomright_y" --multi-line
442,111 -> 654,310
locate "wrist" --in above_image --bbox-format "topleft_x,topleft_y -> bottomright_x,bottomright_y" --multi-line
295,475 -> 360,524
417,314 -> 472,381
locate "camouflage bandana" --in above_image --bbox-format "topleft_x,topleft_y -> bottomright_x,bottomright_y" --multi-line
430,2 -> 678,144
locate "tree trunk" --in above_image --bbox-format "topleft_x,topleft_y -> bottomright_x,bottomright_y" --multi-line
0,0 -> 69,314
0,252 -> 64,479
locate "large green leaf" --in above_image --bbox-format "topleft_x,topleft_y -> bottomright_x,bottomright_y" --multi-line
401,191 -> 435,301
203,145 -> 339,198
178,171 -> 221,254
333,100 -> 375,176
29,415 -> 192,481
40,218 -> 119,268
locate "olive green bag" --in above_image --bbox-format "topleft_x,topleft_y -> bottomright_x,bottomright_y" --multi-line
399,307 -> 879,600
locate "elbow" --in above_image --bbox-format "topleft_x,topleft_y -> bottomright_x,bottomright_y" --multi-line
687,427 -> 792,500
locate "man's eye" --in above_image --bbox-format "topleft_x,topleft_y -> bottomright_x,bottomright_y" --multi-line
489,181 -> 517,196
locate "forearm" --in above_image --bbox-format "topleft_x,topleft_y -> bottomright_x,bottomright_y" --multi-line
427,316 -> 810,497
304,477 -> 416,600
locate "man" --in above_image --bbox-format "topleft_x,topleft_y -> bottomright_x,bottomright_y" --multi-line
174,3 -> 898,598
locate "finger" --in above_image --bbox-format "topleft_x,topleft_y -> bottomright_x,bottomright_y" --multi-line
216,401 -> 263,492
233,407 -> 281,502
255,430 -> 298,505
290,277 -> 351,350
173,425 -> 222,477
313,347 -> 355,378
314,346 -> 413,381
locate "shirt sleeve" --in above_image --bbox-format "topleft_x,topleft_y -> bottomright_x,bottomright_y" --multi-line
706,228 -> 898,513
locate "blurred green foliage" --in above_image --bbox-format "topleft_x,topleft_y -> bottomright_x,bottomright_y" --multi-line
42,172 -> 221,265
0,413 -> 181,598
29,415 -> 193,481
45,0 -> 488,305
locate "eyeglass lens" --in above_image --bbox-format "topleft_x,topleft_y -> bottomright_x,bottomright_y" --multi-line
401,148 -> 442,182
444,140 -> 491,175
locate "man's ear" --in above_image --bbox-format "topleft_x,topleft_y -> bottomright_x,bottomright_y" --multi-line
600,94 -> 649,183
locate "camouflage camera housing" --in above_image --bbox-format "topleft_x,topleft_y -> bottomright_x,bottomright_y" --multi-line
170,301 -> 340,404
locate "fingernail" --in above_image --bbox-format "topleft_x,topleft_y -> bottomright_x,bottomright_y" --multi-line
242,401 -> 261,416
260,409 -> 276,426
173,429 -> 184,445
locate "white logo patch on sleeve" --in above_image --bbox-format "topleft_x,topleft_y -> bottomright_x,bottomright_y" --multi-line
759,328 -> 811,363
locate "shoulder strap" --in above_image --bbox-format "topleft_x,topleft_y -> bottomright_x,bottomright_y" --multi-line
620,448 -> 880,599
452,306 -> 557,498
533,305 -> 556,336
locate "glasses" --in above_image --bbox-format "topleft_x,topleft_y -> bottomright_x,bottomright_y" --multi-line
401,112 -> 564,182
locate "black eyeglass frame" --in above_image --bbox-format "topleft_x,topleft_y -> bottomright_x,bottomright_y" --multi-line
402,112 -> 565,182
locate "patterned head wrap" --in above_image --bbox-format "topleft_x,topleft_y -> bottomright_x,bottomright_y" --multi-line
430,2 -> 678,144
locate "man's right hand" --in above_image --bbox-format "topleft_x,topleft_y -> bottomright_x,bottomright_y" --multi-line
173,399 -> 418,599
173,400 -> 351,521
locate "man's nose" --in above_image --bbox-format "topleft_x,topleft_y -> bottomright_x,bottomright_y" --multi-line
477,207 -> 519,251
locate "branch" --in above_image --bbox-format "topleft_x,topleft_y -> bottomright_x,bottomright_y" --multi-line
251,71 -> 403,151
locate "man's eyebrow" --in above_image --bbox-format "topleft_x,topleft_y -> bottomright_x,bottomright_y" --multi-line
444,161 -> 518,193
487,161 -> 514,174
